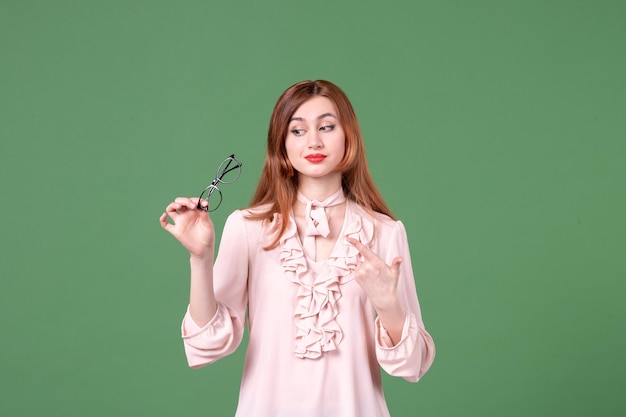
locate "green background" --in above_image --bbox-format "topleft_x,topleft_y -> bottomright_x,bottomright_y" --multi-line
1,1 -> 624,416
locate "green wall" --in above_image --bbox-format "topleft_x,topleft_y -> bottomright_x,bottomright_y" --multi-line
1,1 -> 624,416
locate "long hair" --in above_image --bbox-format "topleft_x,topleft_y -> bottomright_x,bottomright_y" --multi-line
248,80 -> 394,249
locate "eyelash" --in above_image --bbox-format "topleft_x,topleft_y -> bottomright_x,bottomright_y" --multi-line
290,124 -> 335,136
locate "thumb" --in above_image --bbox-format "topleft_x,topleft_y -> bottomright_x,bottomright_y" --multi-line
390,257 -> 403,275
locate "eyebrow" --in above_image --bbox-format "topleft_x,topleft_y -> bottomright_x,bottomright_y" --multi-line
289,112 -> 338,122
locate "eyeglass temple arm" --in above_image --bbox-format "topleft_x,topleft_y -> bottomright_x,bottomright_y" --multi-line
217,158 -> 242,181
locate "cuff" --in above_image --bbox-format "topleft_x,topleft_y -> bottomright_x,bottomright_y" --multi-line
375,312 -> 411,349
181,305 -> 221,338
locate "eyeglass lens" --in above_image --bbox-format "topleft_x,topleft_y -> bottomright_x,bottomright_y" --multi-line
200,185 -> 222,212
197,154 -> 241,212
216,156 -> 241,184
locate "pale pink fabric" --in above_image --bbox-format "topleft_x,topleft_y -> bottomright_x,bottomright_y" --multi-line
297,188 -> 346,238
181,201 -> 435,417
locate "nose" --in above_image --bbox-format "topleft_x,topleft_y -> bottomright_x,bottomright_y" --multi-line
307,130 -> 323,149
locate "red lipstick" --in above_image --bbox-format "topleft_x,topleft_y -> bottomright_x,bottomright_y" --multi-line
305,154 -> 326,163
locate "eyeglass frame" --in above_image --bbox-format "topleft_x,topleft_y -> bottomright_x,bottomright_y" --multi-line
197,154 -> 242,212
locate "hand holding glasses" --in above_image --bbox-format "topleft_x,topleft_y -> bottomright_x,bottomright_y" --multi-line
197,154 -> 242,212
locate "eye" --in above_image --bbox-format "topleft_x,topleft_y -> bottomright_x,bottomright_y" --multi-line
290,128 -> 305,136
319,124 -> 335,132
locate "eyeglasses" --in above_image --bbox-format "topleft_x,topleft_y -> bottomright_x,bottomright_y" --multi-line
197,154 -> 242,212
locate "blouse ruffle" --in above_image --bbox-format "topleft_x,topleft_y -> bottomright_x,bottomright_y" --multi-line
277,203 -> 375,359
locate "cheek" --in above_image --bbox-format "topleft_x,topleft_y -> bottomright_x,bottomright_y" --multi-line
284,138 -> 298,157
335,134 -> 347,156
284,138 -> 302,167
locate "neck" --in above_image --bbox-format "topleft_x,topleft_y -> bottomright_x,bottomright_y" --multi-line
297,174 -> 343,201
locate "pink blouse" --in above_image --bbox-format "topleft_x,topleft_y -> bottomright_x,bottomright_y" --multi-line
181,201 -> 435,417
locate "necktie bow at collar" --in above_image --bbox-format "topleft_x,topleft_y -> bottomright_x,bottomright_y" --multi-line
297,189 -> 346,238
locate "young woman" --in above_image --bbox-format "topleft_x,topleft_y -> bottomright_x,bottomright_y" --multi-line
160,80 -> 435,417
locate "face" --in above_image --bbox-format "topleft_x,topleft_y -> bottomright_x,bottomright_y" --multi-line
285,96 -> 346,182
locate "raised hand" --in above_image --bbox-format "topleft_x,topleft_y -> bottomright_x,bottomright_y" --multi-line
347,237 -> 406,344
347,237 -> 402,310
159,197 -> 215,259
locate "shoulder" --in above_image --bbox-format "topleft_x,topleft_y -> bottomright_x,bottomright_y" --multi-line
224,204 -> 281,233
348,201 -> 403,231
241,203 -> 275,218
347,202 -> 409,249
225,203 -> 274,221
347,203 -> 411,262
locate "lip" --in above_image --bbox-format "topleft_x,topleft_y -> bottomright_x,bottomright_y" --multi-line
305,154 -> 327,163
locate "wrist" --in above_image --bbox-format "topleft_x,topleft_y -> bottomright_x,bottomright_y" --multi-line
373,294 -> 404,318
189,250 -> 214,264
374,296 -> 406,345
371,291 -> 400,311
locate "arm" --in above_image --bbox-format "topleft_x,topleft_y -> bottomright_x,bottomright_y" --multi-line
160,199 -> 248,368
160,197 -> 218,325
348,221 -> 435,382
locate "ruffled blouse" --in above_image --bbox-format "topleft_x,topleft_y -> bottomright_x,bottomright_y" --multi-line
181,201 -> 435,417
279,203 -> 375,359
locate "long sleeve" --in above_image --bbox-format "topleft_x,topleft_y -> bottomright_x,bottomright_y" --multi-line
374,221 -> 435,382
181,210 -> 249,368
176,205 -> 432,416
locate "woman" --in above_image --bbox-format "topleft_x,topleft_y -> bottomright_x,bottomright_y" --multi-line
160,80 -> 435,417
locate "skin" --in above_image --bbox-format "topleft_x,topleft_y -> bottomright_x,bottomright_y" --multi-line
160,96 -> 406,345
286,96 -> 347,262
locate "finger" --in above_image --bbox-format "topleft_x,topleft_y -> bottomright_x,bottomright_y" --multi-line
165,201 -> 185,213
164,203 -> 185,222
159,212 -> 173,231
197,198 -> 209,210
174,197 -> 198,210
346,237 -> 378,262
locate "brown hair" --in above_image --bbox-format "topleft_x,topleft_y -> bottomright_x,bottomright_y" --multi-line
248,80 -> 394,248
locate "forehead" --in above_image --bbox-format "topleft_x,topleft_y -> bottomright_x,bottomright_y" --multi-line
291,96 -> 338,120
